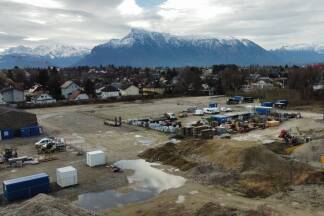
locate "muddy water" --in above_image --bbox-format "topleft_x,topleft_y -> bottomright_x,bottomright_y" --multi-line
75,159 -> 186,211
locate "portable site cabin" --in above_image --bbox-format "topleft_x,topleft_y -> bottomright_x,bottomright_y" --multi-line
56,166 -> 78,188
3,173 -> 50,202
86,151 -> 106,167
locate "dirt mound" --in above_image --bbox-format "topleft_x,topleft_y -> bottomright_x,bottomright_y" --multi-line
0,194 -> 98,216
291,139 -> 324,163
195,202 -> 281,216
140,139 -> 322,197
271,185 -> 324,208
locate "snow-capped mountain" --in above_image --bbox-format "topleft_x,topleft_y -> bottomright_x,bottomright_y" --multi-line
0,45 -> 90,69
79,28 -> 277,67
278,43 -> 324,54
270,43 -> 324,65
2,45 -> 90,58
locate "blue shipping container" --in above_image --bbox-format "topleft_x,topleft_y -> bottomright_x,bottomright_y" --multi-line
29,126 -> 42,137
20,127 -> 31,137
1,128 -> 14,140
261,102 -> 274,107
233,96 -> 243,101
3,173 -> 51,202
255,106 -> 272,115
209,102 -> 218,108
211,115 -> 229,124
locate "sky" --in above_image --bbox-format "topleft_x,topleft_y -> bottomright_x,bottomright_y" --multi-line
0,0 -> 324,51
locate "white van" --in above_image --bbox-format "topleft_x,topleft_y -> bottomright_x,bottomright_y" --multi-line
194,109 -> 204,116
203,107 -> 220,114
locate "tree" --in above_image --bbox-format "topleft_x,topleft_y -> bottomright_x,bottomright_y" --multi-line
48,70 -> 62,100
84,79 -> 95,97
38,69 -> 49,86
176,67 -> 202,95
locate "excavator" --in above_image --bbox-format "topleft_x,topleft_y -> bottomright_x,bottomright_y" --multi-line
279,127 -> 312,154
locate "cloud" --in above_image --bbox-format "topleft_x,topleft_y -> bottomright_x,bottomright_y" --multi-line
23,37 -> 48,42
5,0 -> 64,9
0,0 -> 323,50
118,0 -> 143,16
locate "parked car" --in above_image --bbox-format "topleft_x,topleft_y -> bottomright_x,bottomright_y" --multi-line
35,138 -> 55,148
194,109 -> 204,116
220,107 -> 233,112
274,100 -> 288,109
227,98 -> 240,105
242,97 -> 254,103
203,107 -> 220,114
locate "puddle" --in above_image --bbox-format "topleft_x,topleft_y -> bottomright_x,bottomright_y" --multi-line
135,137 -> 155,146
75,159 -> 186,211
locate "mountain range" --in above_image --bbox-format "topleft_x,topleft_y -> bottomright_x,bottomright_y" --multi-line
0,45 -> 90,69
1,29 -> 324,68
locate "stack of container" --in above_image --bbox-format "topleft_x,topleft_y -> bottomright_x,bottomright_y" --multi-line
3,173 -> 51,202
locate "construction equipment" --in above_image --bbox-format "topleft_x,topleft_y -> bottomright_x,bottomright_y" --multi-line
279,128 -> 310,146
36,137 -> 66,154
0,148 -> 18,163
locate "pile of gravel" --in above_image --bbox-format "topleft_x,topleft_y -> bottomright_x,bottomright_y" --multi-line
0,194 -> 98,216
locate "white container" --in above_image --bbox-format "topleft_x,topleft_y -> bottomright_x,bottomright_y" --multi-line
56,166 -> 77,188
86,150 -> 106,167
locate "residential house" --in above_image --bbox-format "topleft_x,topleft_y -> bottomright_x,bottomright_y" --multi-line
32,93 -> 56,104
142,84 -> 165,96
61,81 -> 81,99
28,84 -> 44,95
69,91 -> 90,101
119,85 -> 140,96
97,86 -> 120,99
0,87 -> 25,104
251,79 -> 274,90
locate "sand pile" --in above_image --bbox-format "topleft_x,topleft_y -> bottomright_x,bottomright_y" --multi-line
140,139 -> 323,197
0,194 -> 98,216
291,139 -> 324,163
195,202 -> 281,216
271,185 -> 324,208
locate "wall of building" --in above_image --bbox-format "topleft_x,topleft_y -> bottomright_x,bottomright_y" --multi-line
62,83 -> 80,99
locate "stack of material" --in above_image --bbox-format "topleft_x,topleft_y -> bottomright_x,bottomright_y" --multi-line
266,120 -> 280,127
291,139 -> 324,163
201,129 -> 214,139
0,194 -> 97,216
0,107 -> 38,131
193,126 -> 210,138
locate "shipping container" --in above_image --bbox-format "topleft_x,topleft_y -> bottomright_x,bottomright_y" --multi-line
210,115 -> 230,124
255,106 -> 272,115
261,102 -> 274,107
29,126 -> 42,137
86,151 -> 106,167
20,127 -> 31,137
3,173 -> 50,202
1,128 -> 14,140
56,166 -> 78,188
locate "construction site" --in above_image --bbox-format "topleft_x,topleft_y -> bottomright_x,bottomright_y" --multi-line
0,96 -> 324,216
